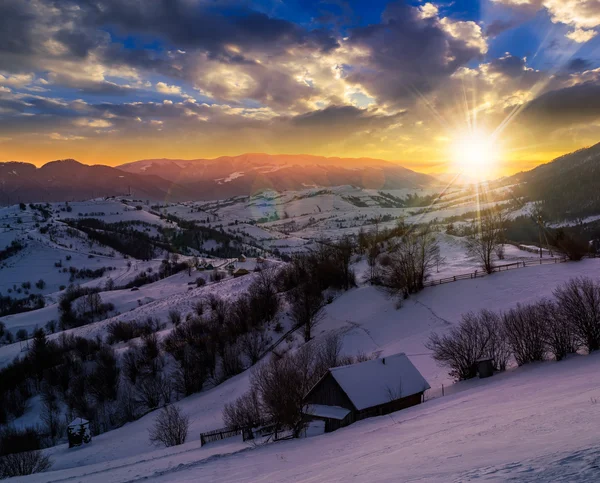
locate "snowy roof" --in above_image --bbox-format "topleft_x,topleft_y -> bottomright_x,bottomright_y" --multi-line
328,353 -> 430,411
69,417 -> 89,427
304,404 -> 351,420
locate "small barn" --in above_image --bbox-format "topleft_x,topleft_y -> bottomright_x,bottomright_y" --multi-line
67,418 -> 92,448
303,353 -> 430,432
233,268 -> 250,278
238,254 -> 247,262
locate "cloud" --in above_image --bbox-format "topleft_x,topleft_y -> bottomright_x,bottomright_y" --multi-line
156,82 -> 183,95
566,58 -> 593,72
49,133 -> 86,141
345,0 -> 487,106
566,28 -> 597,43
492,0 -> 600,40
518,80 -> 600,127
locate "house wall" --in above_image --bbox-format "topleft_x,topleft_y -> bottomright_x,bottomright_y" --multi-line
304,373 -> 355,411
356,392 -> 423,421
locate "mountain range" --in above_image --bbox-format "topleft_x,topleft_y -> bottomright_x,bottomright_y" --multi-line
0,154 -> 436,204
2,145 -> 600,219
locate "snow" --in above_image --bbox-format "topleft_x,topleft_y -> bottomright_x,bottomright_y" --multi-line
304,404 -> 351,420
327,353 -> 430,410
3,188 -> 600,482
14,352 -> 600,482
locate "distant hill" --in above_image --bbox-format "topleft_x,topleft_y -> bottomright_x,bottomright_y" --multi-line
510,142 -> 600,220
0,159 -> 194,204
117,153 -> 437,199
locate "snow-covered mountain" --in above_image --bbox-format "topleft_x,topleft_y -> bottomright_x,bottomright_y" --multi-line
117,153 -> 438,199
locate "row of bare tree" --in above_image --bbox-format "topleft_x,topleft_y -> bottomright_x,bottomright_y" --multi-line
427,277 -> 600,380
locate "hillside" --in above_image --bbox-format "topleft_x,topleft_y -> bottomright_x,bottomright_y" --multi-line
511,141 -> 600,221
4,259 -> 600,482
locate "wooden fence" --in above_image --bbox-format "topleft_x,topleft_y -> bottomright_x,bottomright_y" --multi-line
423,257 -> 567,287
199,427 -> 244,446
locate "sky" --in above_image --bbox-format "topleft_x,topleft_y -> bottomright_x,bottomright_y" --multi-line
0,0 -> 600,177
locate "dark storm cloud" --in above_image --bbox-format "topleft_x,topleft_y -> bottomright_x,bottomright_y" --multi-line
519,81 -> 600,126
566,58 -> 593,72
487,54 -> 528,78
485,19 -> 520,38
346,0 -> 485,106
290,105 -> 402,130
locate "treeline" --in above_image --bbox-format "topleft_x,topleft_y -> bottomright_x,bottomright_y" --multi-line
279,238 -> 355,340
163,215 -> 247,258
65,219 -> 159,260
505,215 -> 593,260
0,293 -> 44,318
0,240 -> 25,263
427,277 -> 600,381
58,286 -> 115,330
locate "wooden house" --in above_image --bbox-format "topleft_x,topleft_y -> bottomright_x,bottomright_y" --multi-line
233,268 -> 250,278
303,353 -> 430,433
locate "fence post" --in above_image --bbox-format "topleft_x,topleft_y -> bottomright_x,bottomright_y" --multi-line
442,384 -> 444,397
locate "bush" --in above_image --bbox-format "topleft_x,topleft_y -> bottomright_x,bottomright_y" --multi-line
0,451 -> 51,478
15,329 -> 28,341
0,427 -> 51,478
148,405 -> 189,447
195,277 -> 206,288
168,310 -> 181,327
223,388 -> 263,430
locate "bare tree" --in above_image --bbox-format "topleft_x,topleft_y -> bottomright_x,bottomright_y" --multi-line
536,299 -> 578,361
478,309 -> 511,371
240,329 -> 271,365
286,283 -> 326,342
40,384 -> 62,444
381,225 -> 440,297
148,405 -> 189,447
223,388 -> 263,430
367,242 -> 380,283
426,313 -> 491,380
502,303 -> 546,365
553,277 -> 600,352
465,209 -> 506,274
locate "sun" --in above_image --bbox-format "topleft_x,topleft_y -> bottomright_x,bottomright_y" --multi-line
450,129 -> 500,180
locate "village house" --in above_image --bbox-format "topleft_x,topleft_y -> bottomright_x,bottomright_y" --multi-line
303,353 -> 430,433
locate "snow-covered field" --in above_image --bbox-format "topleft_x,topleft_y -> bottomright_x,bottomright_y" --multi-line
2,186 -> 600,483
3,257 -> 600,482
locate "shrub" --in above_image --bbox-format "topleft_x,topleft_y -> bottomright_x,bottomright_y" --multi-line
0,427 -> 51,478
148,405 -> 189,447
15,329 -> 28,341
0,451 -> 51,478
168,310 -> 181,327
